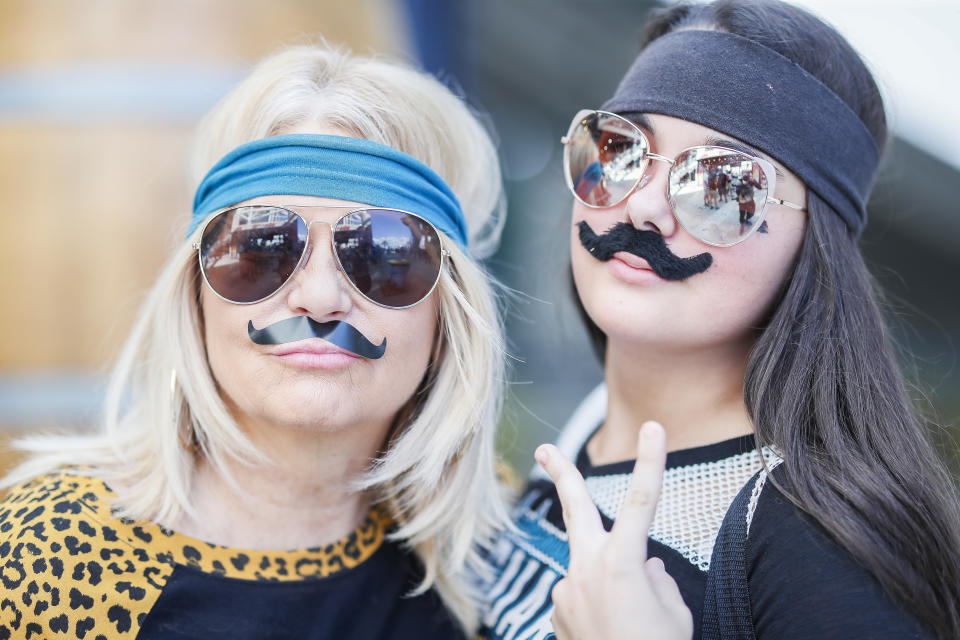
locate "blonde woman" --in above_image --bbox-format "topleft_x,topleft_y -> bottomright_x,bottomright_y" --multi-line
0,43 -> 509,639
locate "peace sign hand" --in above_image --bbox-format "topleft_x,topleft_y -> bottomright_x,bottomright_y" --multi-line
536,421 -> 693,640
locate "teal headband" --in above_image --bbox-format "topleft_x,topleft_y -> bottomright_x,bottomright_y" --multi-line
189,133 -> 468,247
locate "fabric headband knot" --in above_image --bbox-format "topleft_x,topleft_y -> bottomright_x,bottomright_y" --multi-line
601,30 -> 880,234
189,133 -> 468,247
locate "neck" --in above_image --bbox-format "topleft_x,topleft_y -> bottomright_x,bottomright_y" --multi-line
589,339 -> 755,465
173,415 -> 390,550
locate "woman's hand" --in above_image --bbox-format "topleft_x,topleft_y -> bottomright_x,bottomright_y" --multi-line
536,421 -> 693,640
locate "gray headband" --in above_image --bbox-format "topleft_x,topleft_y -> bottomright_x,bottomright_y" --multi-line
601,30 -> 879,233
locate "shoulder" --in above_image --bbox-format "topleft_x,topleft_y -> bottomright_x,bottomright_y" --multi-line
0,472 -> 174,638
746,467 -> 929,639
0,471 -> 120,548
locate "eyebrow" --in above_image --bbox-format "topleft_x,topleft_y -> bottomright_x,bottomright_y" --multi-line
703,135 -> 785,178
619,112 -> 654,135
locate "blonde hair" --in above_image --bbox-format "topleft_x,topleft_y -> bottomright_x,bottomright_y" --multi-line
4,43 -> 511,633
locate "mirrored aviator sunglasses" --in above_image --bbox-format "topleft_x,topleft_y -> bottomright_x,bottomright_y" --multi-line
562,109 -> 805,247
195,205 -> 446,309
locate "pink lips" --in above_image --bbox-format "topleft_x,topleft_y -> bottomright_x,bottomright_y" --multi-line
270,339 -> 361,370
607,251 -> 663,284
612,251 -> 653,270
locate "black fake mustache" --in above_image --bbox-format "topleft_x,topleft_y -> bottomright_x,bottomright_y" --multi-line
248,317 -> 386,360
577,221 -> 712,281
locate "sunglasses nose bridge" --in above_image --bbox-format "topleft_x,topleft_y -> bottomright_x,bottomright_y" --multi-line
615,152 -> 672,204
630,153 -> 672,198
648,153 -> 674,168
293,219 -> 338,274
304,218 -> 335,234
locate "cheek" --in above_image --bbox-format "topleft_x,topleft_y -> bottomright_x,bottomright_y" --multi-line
571,202 -> 617,236
569,223 -> 604,312
701,260 -> 777,331
569,204 -> 610,271
389,300 -> 437,369
364,301 -> 438,412
707,224 -> 804,327
200,289 -> 254,393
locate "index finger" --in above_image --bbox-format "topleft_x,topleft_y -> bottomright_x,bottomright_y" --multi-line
609,421 -> 667,558
535,444 -> 604,551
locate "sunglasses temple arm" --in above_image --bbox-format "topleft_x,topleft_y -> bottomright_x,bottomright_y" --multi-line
647,152 -> 674,166
768,197 -> 806,211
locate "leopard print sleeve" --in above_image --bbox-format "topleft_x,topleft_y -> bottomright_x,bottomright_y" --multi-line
0,471 -> 443,640
0,472 -> 175,639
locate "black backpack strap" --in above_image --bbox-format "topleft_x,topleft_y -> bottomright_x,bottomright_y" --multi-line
700,469 -> 763,640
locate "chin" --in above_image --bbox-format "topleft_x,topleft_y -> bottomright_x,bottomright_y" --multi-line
255,403 -> 355,433
586,301 -> 668,337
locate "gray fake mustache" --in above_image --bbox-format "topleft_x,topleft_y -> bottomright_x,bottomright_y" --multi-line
247,317 -> 386,359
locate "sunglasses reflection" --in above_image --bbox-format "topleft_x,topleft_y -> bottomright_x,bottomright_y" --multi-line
201,207 -> 304,303
570,117 -> 648,206
334,211 -> 441,307
670,153 -> 768,243
201,207 -> 441,307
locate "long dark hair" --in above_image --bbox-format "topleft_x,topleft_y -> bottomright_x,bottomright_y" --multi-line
575,1 -> 960,637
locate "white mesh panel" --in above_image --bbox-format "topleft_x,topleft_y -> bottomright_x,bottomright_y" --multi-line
585,447 -> 780,572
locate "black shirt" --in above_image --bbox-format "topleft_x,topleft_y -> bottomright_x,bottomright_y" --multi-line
0,472 -> 464,639
481,434 -> 928,639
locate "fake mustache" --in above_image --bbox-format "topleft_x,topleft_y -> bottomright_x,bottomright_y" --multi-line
248,317 -> 386,360
577,221 -> 713,281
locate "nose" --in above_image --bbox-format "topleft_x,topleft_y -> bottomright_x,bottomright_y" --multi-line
283,221 -> 354,319
624,157 -> 676,237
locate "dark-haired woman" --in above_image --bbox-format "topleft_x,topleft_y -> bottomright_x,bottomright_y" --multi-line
481,1 -> 960,639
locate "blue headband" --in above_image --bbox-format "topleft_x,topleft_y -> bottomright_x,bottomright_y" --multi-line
602,30 -> 880,234
189,133 -> 468,247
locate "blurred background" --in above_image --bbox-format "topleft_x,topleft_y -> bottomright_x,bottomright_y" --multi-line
1,0 -> 958,476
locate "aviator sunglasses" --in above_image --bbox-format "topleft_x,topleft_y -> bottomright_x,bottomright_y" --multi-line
195,205 -> 446,309
562,109 -> 806,246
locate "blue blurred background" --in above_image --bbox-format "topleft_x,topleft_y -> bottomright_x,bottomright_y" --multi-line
1,0 -> 957,474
